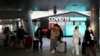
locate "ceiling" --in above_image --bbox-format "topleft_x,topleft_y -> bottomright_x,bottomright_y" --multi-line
0,0 -> 99,11
0,0 -> 31,11
0,0 -> 99,19
32,0 -> 91,11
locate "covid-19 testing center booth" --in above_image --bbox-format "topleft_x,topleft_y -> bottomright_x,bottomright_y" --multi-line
0,0 -> 99,56
32,11 -> 90,37
31,10 -> 100,47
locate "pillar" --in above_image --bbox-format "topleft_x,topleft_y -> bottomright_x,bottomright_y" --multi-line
90,0 -> 99,46
25,11 -> 34,40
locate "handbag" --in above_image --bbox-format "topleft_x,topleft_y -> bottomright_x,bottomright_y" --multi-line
94,39 -> 97,44
93,37 -> 97,44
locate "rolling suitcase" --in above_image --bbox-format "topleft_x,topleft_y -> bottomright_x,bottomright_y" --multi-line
33,40 -> 39,51
57,41 -> 67,53
24,36 -> 32,48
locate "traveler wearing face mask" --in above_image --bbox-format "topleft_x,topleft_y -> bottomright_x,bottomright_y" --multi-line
84,25 -> 97,56
50,24 -> 60,53
72,26 -> 83,56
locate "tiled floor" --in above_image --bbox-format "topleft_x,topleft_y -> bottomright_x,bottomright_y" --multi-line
0,38 -> 100,56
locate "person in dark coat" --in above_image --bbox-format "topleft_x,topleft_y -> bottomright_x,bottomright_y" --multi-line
84,25 -> 96,56
35,27 -> 43,49
10,32 -> 16,47
17,26 -> 26,47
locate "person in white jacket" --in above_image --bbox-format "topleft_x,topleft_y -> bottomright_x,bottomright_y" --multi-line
72,26 -> 83,55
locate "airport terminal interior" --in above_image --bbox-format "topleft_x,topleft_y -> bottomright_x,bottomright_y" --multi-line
0,0 -> 100,56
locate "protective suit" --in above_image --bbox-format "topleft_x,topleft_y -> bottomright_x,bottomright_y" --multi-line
72,30 -> 83,55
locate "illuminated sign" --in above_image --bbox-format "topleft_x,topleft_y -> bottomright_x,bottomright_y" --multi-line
49,17 -> 70,21
70,17 -> 86,21
42,28 -> 48,32
49,17 -> 87,21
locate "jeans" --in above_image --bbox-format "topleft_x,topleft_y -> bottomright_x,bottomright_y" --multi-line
39,39 -> 43,49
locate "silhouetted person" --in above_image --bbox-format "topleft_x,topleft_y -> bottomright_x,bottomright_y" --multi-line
35,27 -> 43,50
10,32 -> 16,47
3,27 -> 11,46
17,26 -> 26,47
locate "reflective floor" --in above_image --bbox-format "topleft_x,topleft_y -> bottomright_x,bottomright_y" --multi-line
0,38 -> 100,56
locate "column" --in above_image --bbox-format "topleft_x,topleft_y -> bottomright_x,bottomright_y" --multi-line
90,0 -> 99,46
25,11 -> 34,40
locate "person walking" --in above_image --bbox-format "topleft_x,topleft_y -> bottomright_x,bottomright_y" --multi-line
84,25 -> 97,56
72,26 -> 83,56
50,24 -> 60,53
35,27 -> 43,50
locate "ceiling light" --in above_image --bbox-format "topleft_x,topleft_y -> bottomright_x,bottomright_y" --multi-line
18,9 -> 22,11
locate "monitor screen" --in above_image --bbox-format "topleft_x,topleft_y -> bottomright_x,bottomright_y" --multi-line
65,25 -> 86,36
65,25 -> 74,36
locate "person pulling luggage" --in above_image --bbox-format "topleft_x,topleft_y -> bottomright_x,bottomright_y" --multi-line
50,24 -> 61,53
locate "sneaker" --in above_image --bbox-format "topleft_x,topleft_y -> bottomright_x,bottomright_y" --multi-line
51,50 -> 55,53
